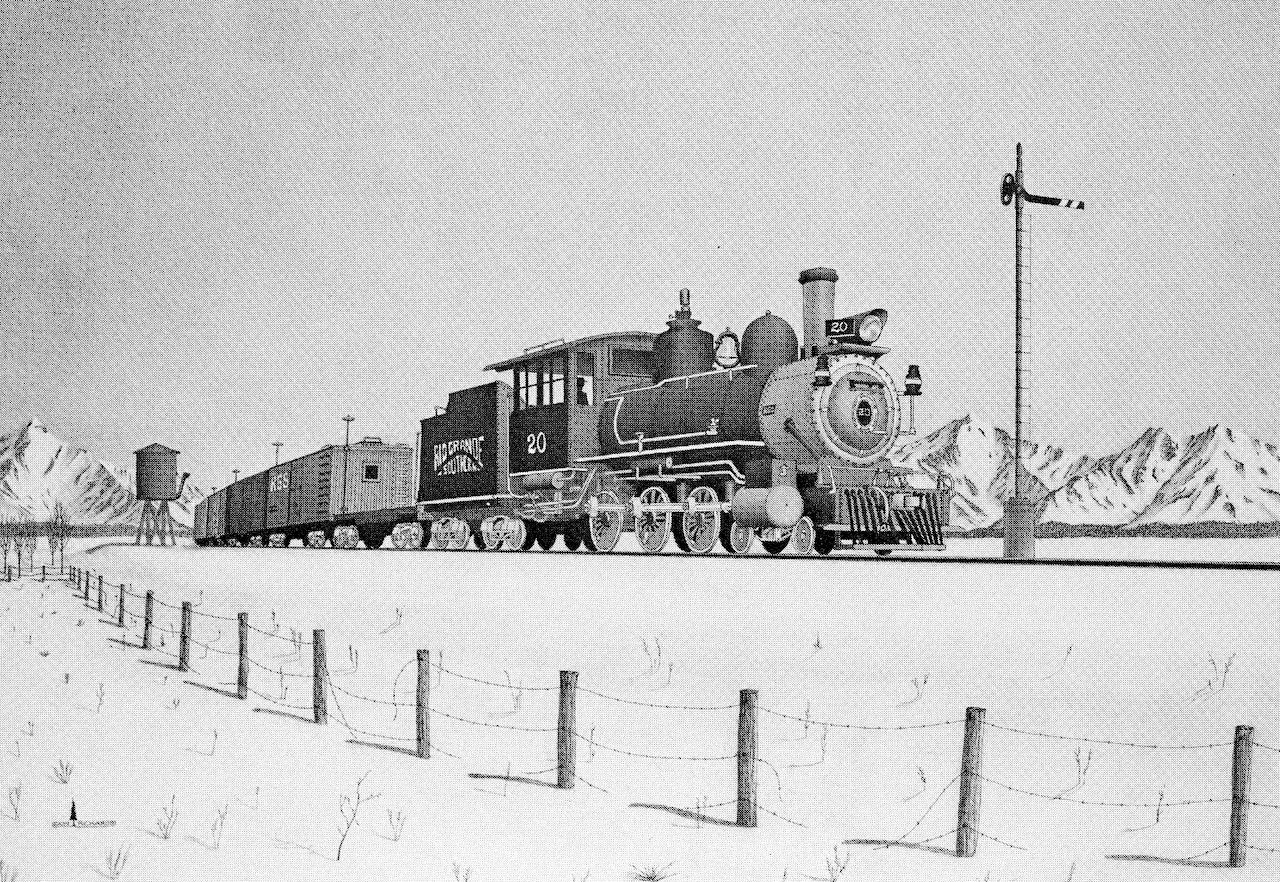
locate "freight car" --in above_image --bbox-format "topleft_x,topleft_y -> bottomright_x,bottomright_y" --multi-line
194,438 -> 413,547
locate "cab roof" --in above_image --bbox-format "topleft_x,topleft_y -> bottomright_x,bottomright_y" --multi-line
484,331 -> 656,372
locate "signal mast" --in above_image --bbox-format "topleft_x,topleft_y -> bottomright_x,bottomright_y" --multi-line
1000,144 -> 1084,560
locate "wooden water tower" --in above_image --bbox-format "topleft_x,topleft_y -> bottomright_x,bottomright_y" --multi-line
134,444 -> 188,545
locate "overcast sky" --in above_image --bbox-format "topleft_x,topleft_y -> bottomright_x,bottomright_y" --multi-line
3,1 -> 1278,490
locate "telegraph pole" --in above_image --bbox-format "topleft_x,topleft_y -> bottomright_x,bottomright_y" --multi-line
272,441 -> 283,466
1000,144 -> 1084,560
341,415 -> 354,515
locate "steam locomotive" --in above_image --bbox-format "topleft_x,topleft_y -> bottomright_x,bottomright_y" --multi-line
194,267 -> 950,555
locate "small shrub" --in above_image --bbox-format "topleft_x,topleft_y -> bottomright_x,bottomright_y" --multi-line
154,795 -> 178,839
103,845 -> 128,880
53,760 -> 73,784
630,864 -> 675,882
210,804 -> 229,849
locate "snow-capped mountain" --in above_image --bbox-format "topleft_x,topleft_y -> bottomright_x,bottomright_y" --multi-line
0,419 -> 204,527
896,416 -> 1280,532
893,415 -> 1098,528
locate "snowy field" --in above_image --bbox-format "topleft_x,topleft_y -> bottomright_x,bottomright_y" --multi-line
2,538 -> 1279,881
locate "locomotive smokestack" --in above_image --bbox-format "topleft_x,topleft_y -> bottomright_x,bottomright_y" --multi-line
799,267 -> 838,358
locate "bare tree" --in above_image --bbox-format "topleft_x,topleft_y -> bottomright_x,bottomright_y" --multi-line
46,504 -> 72,571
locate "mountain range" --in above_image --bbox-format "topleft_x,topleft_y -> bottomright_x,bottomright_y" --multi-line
4,416 -> 1280,535
0,419 -> 204,528
894,415 -> 1280,532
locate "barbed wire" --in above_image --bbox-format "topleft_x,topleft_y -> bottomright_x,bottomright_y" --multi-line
244,654 -> 312,678
573,730 -> 735,762
1247,843 -> 1280,854
326,681 -> 465,760
329,678 -> 410,707
1256,742 -> 1280,754
245,684 -> 313,712
874,774 -> 961,850
759,706 -> 964,731
1249,799 -> 1280,810
973,828 -> 1027,851
431,661 -> 558,691
983,720 -> 1232,751
577,686 -> 736,712
978,774 -> 1226,808
753,799 -> 807,828
574,773 -> 610,794
190,636 -> 240,658
431,704 -> 559,734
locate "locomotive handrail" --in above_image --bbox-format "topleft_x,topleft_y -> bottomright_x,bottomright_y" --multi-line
602,363 -> 757,401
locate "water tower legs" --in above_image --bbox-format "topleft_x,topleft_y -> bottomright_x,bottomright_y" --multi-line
135,500 -> 177,546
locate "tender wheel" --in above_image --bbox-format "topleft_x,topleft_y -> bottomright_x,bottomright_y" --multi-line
562,530 -> 582,552
521,521 -> 538,551
719,518 -> 754,555
814,526 -> 837,556
449,520 -> 472,550
675,486 -> 720,554
791,516 -> 817,556
635,487 -> 672,553
583,490 -> 622,553
535,525 -> 557,551
502,518 -> 527,551
392,523 -> 424,550
473,522 -> 496,550
306,530 -> 327,549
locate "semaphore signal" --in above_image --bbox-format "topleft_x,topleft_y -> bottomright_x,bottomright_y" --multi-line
1001,143 -> 1086,561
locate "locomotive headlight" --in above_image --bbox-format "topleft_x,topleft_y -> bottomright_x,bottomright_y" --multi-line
857,313 -> 883,343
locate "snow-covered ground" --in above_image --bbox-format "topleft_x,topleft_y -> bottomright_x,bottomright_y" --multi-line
2,538 -> 1278,881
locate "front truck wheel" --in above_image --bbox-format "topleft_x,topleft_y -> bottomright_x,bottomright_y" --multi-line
719,518 -> 754,555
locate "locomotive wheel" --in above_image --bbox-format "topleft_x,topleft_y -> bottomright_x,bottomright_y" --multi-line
814,527 -> 837,556
521,521 -> 538,551
675,486 -> 720,554
719,518 -> 754,555
501,518 -> 527,551
535,526 -> 557,551
563,529 -> 583,552
790,517 -> 817,556
761,537 -> 790,555
584,490 -> 622,553
635,487 -> 671,553
875,548 -> 893,557
442,520 -> 470,551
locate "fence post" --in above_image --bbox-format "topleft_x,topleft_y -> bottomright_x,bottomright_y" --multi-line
237,613 -> 249,700
557,670 -> 578,789
41,565 -> 45,581
117,585 -> 125,627
96,583 -> 103,613
1229,724 -> 1254,867
737,688 -> 758,827
142,590 -> 154,649
313,629 -> 328,725
179,601 -> 192,673
84,571 -> 90,602
955,706 -> 986,857
416,649 -> 430,759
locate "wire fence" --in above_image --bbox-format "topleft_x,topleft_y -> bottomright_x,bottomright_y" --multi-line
42,563 -> 1280,863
